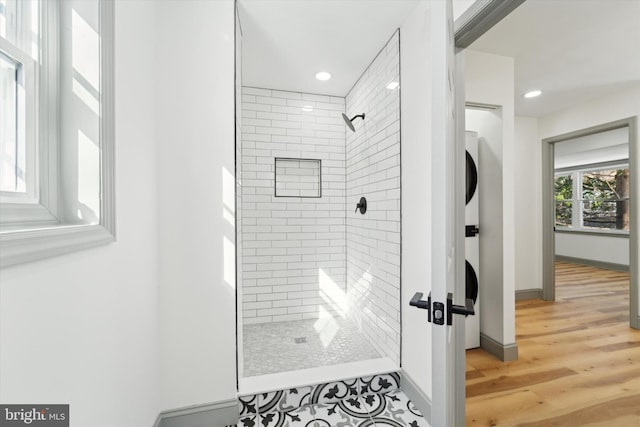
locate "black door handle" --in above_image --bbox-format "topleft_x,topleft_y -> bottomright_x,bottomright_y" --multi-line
409,292 -> 431,323
447,292 -> 474,325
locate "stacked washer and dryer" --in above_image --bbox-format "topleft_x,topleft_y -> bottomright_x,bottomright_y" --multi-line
465,131 -> 481,350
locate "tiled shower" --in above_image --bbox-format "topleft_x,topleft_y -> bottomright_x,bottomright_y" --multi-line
238,31 -> 401,378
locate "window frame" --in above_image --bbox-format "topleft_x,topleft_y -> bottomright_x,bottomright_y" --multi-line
554,161 -> 630,236
0,0 -> 115,267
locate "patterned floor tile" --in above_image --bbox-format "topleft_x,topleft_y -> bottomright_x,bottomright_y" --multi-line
310,397 -> 373,427
279,386 -> 313,411
238,414 -> 259,427
239,394 -> 260,416
359,372 -> 401,395
259,405 -> 315,427
258,390 -> 286,414
243,317 -> 382,377
310,378 -> 358,404
258,386 -> 313,413
362,390 -> 429,427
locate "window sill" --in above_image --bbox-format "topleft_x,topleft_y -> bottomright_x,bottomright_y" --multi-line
555,228 -> 629,238
0,224 -> 115,268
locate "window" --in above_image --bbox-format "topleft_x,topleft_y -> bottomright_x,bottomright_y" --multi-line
0,0 -> 115,267
0,50 -> 23,192
555,164 -> 630,233
0,0 -> 38,202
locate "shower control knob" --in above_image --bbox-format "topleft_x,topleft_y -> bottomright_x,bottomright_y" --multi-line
355,197 -> 367,214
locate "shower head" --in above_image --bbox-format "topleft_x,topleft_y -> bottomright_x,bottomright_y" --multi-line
342,113 -> 365,132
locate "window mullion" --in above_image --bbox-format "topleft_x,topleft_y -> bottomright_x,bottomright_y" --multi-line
573,171 -> 582,229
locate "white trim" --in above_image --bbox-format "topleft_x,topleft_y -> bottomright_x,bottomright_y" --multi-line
0,201 -> 57,228
155,400 -> 238,427
400,369 -> 432,425
238,357 -> 398,396
0,224 -> 115,267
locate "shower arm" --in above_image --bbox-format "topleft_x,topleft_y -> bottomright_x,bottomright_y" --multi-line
350,113 -> 365,121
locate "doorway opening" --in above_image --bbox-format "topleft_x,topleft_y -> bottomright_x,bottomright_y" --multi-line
542,118 -> 639,330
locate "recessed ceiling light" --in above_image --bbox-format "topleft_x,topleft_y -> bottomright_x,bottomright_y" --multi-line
386,81 -> 399,90
302,105 -> 314,112
523,90 -> 542,98
315,71 -> 332,81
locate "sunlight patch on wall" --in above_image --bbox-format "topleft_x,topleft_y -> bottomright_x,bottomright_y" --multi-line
71,9 -> 99,91
222,167 -> 235,226
314,306 -> 338,348
77,130 -> 99,223
224,236 -> 236,289
319,268 -> 348,318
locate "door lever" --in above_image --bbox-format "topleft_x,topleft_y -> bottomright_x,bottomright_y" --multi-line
409,292 -> 431,323
447,292 -> 474,325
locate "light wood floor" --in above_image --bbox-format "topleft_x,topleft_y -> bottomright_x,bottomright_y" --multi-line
466,261 -> 640,426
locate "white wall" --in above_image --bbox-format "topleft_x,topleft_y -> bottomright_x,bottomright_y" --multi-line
346,31 -> 401,364
0,2 -> 161,426
539,87 -> 640,140
400,0 -> 433,399
514,116 -> 542,291
541,89 -> 638,269
156,0 -> 237,410
539,86 -> 640,283
239,87 -> 347,324
556,233 -> 629,265
465,50 -> 516,345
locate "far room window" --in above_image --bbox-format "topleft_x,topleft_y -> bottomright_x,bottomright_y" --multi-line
555,164 -> 630,233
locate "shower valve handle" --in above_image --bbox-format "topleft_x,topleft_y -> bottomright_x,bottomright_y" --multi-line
355,197 -> 367,214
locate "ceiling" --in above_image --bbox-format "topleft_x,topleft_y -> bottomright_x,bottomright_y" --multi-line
469,0 -> 640,117
238,0 -> 419,97
238,0 -> 640,116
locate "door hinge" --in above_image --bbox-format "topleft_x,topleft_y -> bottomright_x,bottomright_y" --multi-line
465,225 -> 479,237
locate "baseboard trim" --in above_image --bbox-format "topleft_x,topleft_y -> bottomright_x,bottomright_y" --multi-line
400,369 -> 431,422
555,255 -> 629,272
480,333 -> 518,362
156,399 -> 238,427
515,288 -> 543,301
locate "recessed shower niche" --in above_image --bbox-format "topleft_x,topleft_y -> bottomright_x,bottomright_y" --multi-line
235,2 -> 405,390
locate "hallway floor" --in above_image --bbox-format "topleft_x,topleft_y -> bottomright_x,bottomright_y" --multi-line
243,316 -> 382,377
466,262 -> 640,426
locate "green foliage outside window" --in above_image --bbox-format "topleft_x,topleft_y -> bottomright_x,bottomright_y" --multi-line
554,167 -> 629,232
554,174 -> 573,227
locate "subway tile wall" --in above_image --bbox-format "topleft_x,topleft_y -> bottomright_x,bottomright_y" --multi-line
345,31 -> 401,363
240,87 -> 347,324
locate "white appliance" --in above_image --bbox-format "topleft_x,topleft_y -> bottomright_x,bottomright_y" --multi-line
465,131 -> 480,350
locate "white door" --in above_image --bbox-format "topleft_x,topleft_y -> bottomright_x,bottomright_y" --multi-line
414,1 -> 466,425
430,0 -> 464,425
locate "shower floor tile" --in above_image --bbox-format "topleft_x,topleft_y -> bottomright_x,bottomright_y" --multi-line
243,317 -> 382,377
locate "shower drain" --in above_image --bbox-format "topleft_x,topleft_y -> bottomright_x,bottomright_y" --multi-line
294,337 -> 307,344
